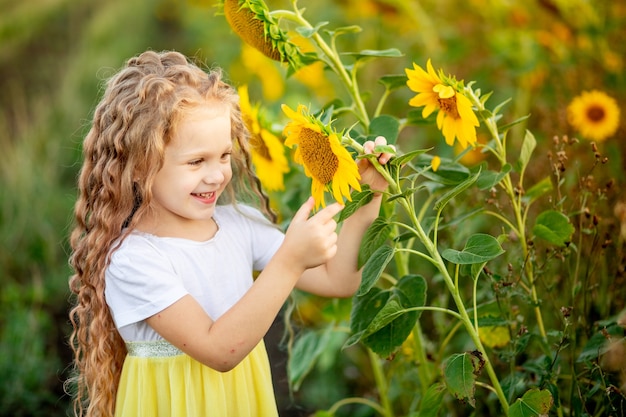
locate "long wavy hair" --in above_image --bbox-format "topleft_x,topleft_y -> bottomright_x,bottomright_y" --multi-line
67,50 -> 274,417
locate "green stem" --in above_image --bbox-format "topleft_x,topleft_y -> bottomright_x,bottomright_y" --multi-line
368,349 -> 395,417
274,8 -> 370,127
398,196 -> 510,414
327,397 -> 387,416
466,87 -> 548,344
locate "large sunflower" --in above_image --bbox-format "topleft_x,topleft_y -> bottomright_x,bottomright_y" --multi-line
238,85 -> 289,191
281,104 -> 361,208
406,59 -> 479,149
567,90 -> 620,142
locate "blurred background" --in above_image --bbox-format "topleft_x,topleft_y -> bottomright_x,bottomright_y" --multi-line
0,0 -> 624,415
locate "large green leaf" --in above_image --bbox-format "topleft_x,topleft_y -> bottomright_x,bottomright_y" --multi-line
442,233 -> 505,265
443,352 -> 479,407
358,244 -> 395,295
347,275 -> 427,357
509,388 -> 553,417
288,325 -> 336,390
532,210 -> 574,247
358,216 -> 393,268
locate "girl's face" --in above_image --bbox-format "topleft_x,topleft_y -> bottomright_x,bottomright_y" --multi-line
144,102 -> 233,240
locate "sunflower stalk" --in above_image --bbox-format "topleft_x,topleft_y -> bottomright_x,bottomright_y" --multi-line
272,5 -> 370,127
465,85 -> 549,344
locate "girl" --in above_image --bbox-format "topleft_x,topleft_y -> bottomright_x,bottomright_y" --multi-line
68,50 -> 392,417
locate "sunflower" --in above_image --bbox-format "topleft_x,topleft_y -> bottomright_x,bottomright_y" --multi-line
221,0 -> 304,73
281,104 -> 361,208
406,59 -> 479,150
238,85 -> 289,191
567,90 -> 620,142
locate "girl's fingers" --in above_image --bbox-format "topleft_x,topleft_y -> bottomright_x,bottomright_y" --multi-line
292,197 -> 315,223
313,202 -> 343,222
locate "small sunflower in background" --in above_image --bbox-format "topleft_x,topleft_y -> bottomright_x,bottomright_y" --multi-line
238,85 -> 289,191
281,104 -> 361,208
567,90 -> 620,142
406,59 -> 479,171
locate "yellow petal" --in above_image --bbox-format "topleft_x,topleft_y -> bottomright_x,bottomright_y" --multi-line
432,155 -> 441,172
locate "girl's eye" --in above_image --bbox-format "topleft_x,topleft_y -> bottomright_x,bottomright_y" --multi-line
188,159 -> 203,166
221,152 -> 232,160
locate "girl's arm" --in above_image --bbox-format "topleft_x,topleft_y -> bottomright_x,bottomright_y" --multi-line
146,198 -> 343,372
295,136 -> 394,298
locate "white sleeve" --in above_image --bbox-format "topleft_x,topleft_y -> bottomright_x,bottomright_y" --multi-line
105,239 -> 188,328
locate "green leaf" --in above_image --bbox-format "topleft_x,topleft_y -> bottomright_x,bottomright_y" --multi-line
296,21 -> 328,38
358,216 -> 393,268
358,245 -> 395,295
532,210 -> 574,247
442,233 -> 505,265
338,186 -> 374,222
500,114 -> 531,134
419,159 -> 471,185
348,275 -> 427,357
288,326 -> 335,390
517,130 -> 537,174
344,48 -> 404,61
391,148 -> 432,167
476,163 -> 512,190
369,115 -> 400,143
523,176 -> 553,206
577,323 -> 622,363
379,74 -> 409,91
443,353 -> 478,407
416,383 -> 446,417
328,25 -> 362,36
509,388 -> 553,417
434,169 -> 481,212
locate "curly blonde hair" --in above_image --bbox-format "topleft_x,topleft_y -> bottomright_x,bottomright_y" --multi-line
67,50 -> 274,417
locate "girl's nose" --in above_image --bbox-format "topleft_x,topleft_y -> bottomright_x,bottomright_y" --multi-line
203,165 -> 225,184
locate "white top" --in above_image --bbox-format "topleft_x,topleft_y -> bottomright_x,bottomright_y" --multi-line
105,204 -> 285,342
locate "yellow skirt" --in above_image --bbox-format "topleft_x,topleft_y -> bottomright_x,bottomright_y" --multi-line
115,340 -> 279,417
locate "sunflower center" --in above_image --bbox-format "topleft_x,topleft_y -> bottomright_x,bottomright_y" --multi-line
586,105 -> 606,123
299,127 -> 338,184
438,96 -> 460,119
249,132 -> 272,160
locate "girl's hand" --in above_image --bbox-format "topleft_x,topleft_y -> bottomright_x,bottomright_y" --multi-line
358,136 -> 395,194
281,197 -> 343,271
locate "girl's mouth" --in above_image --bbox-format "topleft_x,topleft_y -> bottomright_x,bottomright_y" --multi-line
192,191 -> 214,199
191,191 -> 217,203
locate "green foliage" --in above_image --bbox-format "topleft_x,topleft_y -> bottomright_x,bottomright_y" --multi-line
234,1 -> 626,416
3,0 -> 626,416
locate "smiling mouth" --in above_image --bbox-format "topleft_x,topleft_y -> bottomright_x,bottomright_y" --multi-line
192,191 -> 215,199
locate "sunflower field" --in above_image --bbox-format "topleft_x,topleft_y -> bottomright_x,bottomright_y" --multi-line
1,0 -> 625,416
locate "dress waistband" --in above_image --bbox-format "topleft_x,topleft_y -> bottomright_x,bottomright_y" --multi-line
125,340 -> 183,357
